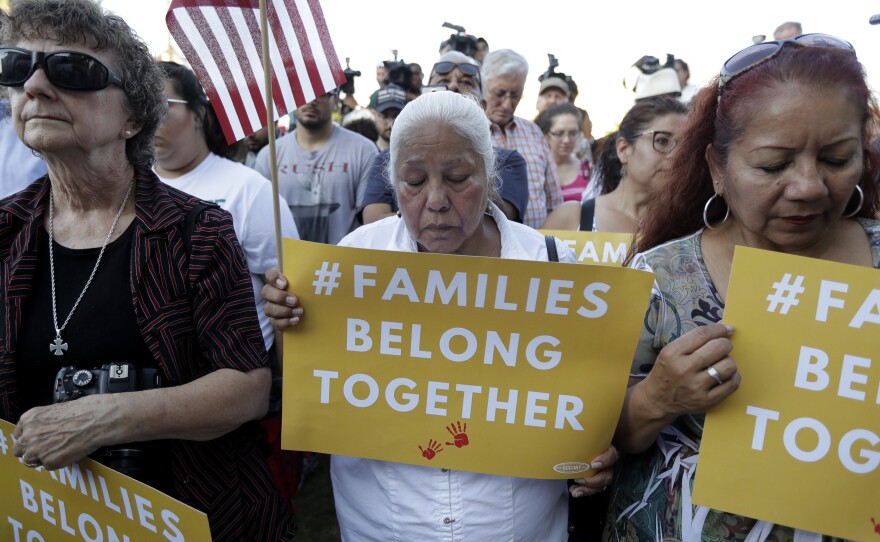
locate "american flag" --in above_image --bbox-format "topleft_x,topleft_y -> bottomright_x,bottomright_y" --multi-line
166,0 -> 346,144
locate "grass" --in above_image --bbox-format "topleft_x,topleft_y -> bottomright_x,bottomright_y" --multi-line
292,454 -> 341,541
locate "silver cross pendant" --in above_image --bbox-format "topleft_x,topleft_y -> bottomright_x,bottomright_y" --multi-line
50,335 -> 68,356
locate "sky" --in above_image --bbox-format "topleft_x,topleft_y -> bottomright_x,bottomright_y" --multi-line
101,0 -> 880,136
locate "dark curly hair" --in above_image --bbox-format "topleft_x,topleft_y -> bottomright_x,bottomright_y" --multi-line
595,96 -> 688,194
635,45 -> 879,255
158,61 -> 235,159
0,0 -> 166,170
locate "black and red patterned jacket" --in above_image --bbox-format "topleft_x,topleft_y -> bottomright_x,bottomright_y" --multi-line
0,170 -> 295,541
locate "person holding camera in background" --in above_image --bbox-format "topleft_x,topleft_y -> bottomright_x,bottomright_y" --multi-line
368,57 -> 422,109
0,1 -> 295,540
361,50 -> 530,226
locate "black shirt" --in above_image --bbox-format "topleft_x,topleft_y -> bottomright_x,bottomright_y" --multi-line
16,221 -> 155,410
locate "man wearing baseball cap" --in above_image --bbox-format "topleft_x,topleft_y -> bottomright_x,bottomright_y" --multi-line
535,76 -> 570,116
374,84 -> 408,151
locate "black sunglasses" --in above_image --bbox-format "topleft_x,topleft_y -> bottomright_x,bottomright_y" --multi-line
718,33 -> 854,97
0,47 -> 125,91
432,61 -> 480,78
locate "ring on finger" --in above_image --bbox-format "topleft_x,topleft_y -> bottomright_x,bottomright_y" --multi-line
707,365 -> 724,385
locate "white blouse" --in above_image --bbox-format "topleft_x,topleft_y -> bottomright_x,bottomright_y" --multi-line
331,204 -> 575,542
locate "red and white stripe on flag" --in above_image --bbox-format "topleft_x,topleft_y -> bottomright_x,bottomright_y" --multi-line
166,0 -> 346,144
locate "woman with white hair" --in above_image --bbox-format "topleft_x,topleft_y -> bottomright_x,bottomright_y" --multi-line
262,90 -> 618,540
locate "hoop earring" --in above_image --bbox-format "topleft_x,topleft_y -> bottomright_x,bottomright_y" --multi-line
703,193 -> 730,229
842,185 -> 864,219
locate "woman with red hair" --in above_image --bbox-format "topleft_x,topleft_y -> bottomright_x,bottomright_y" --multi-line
608,34 -> 879,541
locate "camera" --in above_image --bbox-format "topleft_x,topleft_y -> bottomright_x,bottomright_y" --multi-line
383,59 -> 419,93
539,53 -> 560,82
538,53 -> 577,96
441,22 -> 479,58
54,362 -> 161,402
631,54 -> 675,76
623,54 -> 677,92
340,56 -> 360,95
53,363 -> 166,489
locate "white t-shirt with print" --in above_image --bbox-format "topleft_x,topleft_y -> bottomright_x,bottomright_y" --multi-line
156,152 -> 299,349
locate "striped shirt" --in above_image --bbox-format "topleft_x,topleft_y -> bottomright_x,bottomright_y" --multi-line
0,172 -> 295,542
490,116 -> 563,228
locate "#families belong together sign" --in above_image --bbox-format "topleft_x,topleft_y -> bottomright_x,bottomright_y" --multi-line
0,420 -> 211,542
695,247 -> 880,541
281,239 -> 653,479
539,230 -> 633,267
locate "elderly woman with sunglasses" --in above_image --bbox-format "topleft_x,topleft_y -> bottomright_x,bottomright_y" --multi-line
542,97 -> 688,233
0,1 -> 295,540
606,35 -> 879,541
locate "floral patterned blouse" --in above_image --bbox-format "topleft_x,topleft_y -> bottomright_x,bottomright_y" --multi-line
604,219 -> 880,542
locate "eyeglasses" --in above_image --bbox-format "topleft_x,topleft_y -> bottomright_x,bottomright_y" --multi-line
0,47 -> 125,91
632,131 -> 677,153
165,98 -> 188,105
718,33 -> 854,95
431,62 -> 480,78
548,130 -> 580,140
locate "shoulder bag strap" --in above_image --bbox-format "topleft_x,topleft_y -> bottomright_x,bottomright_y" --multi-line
545,235 -> 559,262
580,199 -> 596,232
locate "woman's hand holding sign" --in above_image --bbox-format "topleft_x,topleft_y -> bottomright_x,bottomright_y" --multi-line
615,323 -> 741,454
570,446 -> 619,498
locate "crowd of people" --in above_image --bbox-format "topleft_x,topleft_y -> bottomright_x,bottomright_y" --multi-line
0,0 -> 877,540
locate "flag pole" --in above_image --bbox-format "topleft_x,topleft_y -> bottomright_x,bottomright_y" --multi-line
259,0 -> 285,374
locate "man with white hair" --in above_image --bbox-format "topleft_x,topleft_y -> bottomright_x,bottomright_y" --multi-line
482,49 -> 562,228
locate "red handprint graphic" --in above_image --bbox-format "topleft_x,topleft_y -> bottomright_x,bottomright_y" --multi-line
872,517 -> 880,535
445,421 -> 469,448
418,439 -> 443,460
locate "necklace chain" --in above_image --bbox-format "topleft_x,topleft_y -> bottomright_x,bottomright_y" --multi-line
49,180 -> 135,345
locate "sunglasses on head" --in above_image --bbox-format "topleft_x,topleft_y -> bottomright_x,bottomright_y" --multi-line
718,33 -> 854,97
432,61 -> 480,78
0,47 -> 125,91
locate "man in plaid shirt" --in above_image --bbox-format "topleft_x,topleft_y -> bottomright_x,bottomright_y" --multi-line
481,49 -> 563,228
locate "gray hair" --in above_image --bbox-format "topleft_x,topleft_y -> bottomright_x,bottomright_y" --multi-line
1,0 -> 166,170
480,49 -> 529,86
388,91 -> 499,207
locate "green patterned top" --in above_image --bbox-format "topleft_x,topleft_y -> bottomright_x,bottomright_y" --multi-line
605,219 -> 880,542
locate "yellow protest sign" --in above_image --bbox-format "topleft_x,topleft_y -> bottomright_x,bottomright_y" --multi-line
694,247 -> 880,541
539,230 -> 633,266
281,239 -> 653,479
0,419 -> 211,542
